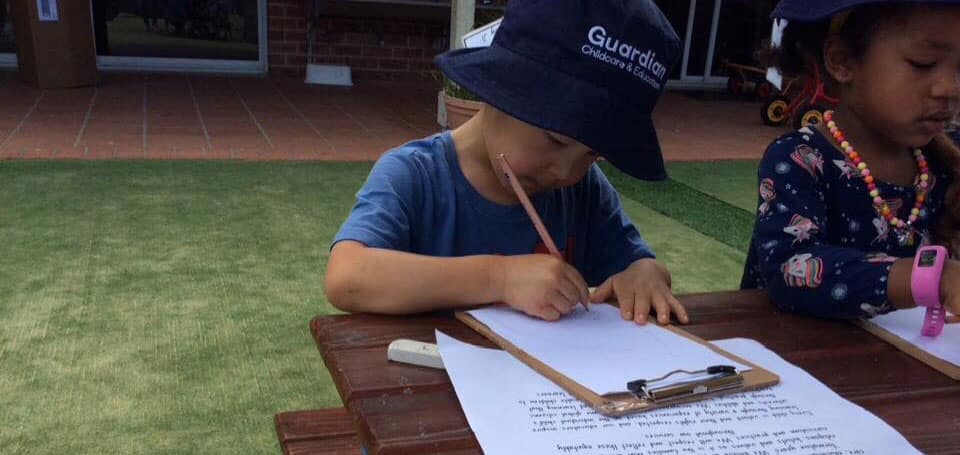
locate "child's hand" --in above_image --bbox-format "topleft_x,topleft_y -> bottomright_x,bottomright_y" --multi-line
942,260 -> 960,315
589,259 -> 689,325
496,255 -> 590,321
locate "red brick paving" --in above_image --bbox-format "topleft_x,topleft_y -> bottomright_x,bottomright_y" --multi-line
653,92 -> 782,162
0,71 -> 783,162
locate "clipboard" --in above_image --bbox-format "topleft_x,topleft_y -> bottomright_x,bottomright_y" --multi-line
857,319 -> 960,380
455,310 -> 780,417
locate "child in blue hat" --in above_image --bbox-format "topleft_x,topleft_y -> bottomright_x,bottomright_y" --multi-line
326,0 -> 689,325
743,0 -> 960,319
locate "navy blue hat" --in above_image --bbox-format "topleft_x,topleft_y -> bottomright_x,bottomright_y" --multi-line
436,0 -> 681,181
772,0 -> 960,21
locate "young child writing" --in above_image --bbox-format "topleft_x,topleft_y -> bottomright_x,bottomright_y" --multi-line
742,0 -> 960,320
325,0 -> 690,325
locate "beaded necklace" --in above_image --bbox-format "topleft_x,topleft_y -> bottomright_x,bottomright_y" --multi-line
824,110 -> 929,246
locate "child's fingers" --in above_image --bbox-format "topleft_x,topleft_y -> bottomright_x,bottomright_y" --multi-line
633,292 -> 650,325
564,266 -> 590,308
650,293 -> 671,325
554,282 -> 580,314
615,283 -> 635,321
945,295 -> 960,316
590,278 -> 614,304
668,294 -> 689,324
621,298 -> 635,321
536,303 -> 562,321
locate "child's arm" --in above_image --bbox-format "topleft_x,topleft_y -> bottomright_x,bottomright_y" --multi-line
750,139 -> 907,319
941,260 -> 960,315
326,150 -> 589,319
887,257 -> 960,314
326,241 -> 589,319
325,241 -> 500,314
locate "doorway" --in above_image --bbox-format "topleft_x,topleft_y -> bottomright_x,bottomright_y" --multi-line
655,0 -> 776,89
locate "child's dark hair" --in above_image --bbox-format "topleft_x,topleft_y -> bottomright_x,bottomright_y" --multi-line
756,5 -> 912,83
757,4 -> 960,255
930,136 -> 960,254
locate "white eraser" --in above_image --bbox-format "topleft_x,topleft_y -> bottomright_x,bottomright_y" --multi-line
387,339 -> 445,370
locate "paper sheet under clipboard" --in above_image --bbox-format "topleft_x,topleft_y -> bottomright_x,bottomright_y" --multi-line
437,332 -> 920,455
860,307 -> 960,379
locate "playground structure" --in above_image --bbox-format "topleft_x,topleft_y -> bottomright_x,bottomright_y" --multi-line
722,60 -> 839,129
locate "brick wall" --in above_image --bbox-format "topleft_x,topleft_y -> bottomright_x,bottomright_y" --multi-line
267,0 -> 309,75
267,0 -> 448,83
311,17 -> 448,82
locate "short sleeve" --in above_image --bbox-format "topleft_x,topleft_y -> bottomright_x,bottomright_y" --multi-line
332,152 -> 422,251
583,167 -> 655,285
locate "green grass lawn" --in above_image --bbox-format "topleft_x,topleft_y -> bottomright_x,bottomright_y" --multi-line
601,162 -> 757,253
0,160 -> 756,454
667,161 -> 761,212
620,199 -> 746,294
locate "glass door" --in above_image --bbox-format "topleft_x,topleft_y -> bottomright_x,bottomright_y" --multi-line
708,0 -> 779,88
0,0 -> 16,67
93,0 -> 267,74
655,0 -> 776,90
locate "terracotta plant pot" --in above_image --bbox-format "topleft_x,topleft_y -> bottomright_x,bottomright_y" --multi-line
442,92 -> 484,129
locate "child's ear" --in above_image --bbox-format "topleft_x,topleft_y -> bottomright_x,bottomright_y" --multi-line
823,36 -> 855,84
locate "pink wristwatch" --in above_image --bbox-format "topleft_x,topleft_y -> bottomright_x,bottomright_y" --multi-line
911,245 -> 948,337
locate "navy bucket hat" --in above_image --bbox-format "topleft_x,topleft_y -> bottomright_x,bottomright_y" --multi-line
772,0 -> 960,21
765,0 -> 960,88
435,0 -> 682,181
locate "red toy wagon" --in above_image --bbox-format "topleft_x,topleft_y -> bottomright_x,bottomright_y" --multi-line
723,59 -> 839,129
761,63 -> 840,129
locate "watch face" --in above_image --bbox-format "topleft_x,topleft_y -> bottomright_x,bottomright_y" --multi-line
919,250 -> 939,267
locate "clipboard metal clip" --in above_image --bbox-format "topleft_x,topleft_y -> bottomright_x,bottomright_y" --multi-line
626,365 -> 743,404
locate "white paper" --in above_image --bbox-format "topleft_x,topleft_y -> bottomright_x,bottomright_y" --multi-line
438,332 -> 920,455
467,304 -> 749,395
37,0 -> 58,22
461,18 -> 502,48
870,308 -> 960,367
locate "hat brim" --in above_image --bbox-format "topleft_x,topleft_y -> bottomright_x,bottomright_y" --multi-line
436,45 -> 667,181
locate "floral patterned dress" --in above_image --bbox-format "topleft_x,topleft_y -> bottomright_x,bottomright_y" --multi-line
741,127 -> 953,319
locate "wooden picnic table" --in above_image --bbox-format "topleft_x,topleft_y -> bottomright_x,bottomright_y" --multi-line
300,290 -> 960,455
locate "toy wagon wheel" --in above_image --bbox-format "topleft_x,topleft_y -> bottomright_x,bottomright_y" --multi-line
755,81 -> 775,99
794,104 -> 827,130
761,96 -> 790,126
727,74 -> 746,95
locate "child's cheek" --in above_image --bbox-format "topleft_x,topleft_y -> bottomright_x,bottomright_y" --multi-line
512,158 -> 547,178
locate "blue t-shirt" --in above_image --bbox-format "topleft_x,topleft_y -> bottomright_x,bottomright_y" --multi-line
333,132 -> 654,286
741,127 -> 953,319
